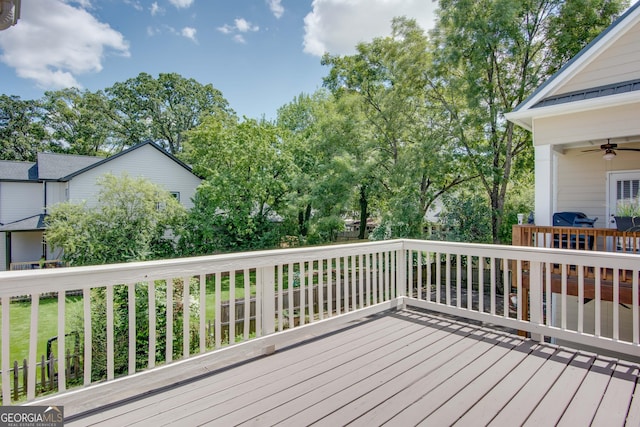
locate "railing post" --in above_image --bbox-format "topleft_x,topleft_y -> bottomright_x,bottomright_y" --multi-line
529,261 -> 544,342
396,248 -> 407,309
259,266 -> 275,336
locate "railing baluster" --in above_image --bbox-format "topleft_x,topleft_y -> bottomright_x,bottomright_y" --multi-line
614,268 -> 620,341
106,285 -> 115,380
244,269 -> 250,340
327,259 -> 333,316
215,272 -> 221,348
148,281 -> 156,367
351,255 -> 357,310
299,262 -> 306,325
490,256 -> 496,315
467,256 -> 473,310
359,254 -> 365,309
308,261 -> 314,323
83,288 -> 92,385
456,254 -> 461,309
183,276 -> 190,358
578,267 -> 584,334
228,272 -> 235,345
478,257 -> 484,313
277,264 -> 284,331
287,263 -> 294,325
633,271 -> 639,345
319,259 -> 324,319
417,251 -> 422,301
516,260 -> 522,321
199,274 -> 206,353
128,283 -> 136,374
561,264 -> 567,330
27,294 -> 39,400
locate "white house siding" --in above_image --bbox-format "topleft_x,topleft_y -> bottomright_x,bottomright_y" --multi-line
45,181 -> 67,210
532,102 -> 640,147
0,181 -> 42,223
11,231 -> 42,263
554,147 -> 640,228
555,20 -> 640,95
68,144 -> 200,210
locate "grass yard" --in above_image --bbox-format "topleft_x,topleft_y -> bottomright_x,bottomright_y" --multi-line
1,265 -> 323,365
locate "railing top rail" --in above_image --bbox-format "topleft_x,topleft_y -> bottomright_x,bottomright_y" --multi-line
2,237 -> 639,298
0,239 -> 405,297
403,238 -> 640,268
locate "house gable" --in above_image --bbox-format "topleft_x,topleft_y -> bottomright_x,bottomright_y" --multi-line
506,2 -> 640,131
67,142 -> 201,209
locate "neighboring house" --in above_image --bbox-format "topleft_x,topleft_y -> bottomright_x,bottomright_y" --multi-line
0,141 -> 202,270
506,1 -> 640,343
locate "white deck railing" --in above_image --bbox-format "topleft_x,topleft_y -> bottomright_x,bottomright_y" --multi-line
0,239 -> 638,404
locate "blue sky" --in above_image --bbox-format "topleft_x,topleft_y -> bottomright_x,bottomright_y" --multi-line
0,0 -> 437,120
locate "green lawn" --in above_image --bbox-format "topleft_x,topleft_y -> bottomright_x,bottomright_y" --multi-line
1,266 -> 322,365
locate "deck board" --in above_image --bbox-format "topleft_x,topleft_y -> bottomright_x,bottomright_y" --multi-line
61,309 -> 640,427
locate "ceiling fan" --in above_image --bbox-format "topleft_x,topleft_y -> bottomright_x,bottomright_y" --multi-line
582,139 -> 640,160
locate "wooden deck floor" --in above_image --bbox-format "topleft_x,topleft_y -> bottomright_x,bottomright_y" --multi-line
63,309 -> 640,426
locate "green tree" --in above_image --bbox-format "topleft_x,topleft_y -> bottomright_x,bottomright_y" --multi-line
430,0 -> 626,243
0,95 -> 46,161
41,88 -> 113,156
323,17 -> 472,239
45,173 -> 186,266
105,72 -> 234,154
181,117 -> 290,253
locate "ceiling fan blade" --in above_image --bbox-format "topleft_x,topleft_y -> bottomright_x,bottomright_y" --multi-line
581,148 -> 602,152
616,148 -> 640,152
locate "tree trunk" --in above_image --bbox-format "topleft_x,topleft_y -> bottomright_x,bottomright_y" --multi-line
358,185 -> 368,240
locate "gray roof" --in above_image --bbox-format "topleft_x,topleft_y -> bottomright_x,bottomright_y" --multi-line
532,78 -> 640,109
0,160 -> 36,180
0,154 -> 102,181
0,214 -> 46,232
36,152 -> 103,180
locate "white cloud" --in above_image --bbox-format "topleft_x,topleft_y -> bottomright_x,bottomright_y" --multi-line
234,18 -> 259,33
0,0 -> 129,89
267,0 -> 284,19
150,2 -> 163,16
218,18 -> 259,43
124,0 -> 143,11
181,27 -> 197,43
303,0 -> 438,56
168,0 -> 194,9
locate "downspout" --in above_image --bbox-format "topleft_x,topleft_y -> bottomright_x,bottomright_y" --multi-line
0,0 -> 19,31
5,232 -> 11,270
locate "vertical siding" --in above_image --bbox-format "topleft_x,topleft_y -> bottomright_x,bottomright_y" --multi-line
68,145 -> 200,209
45,182 -> 67,210
555,21 -> 640,95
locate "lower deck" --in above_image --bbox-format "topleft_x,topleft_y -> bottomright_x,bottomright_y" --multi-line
50,308 -> 640,426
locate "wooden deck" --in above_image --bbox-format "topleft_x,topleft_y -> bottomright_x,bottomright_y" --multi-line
55,309 -> 640,426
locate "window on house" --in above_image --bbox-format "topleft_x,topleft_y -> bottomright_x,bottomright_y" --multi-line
617,179 -> 640,203
170,192 -> 180,202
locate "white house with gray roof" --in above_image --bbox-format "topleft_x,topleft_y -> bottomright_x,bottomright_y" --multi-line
0,141 -> 201,270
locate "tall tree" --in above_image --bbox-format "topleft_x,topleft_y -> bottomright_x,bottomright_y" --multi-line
323,17 -> 471,238
41,88 -> 113,156
430,0 -> 627,243
181,117 -> 291,253
0,95 -> 46,161
106,72 -> 234,154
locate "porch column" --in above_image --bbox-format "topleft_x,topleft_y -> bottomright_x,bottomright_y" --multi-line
535,144 -> 555,226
